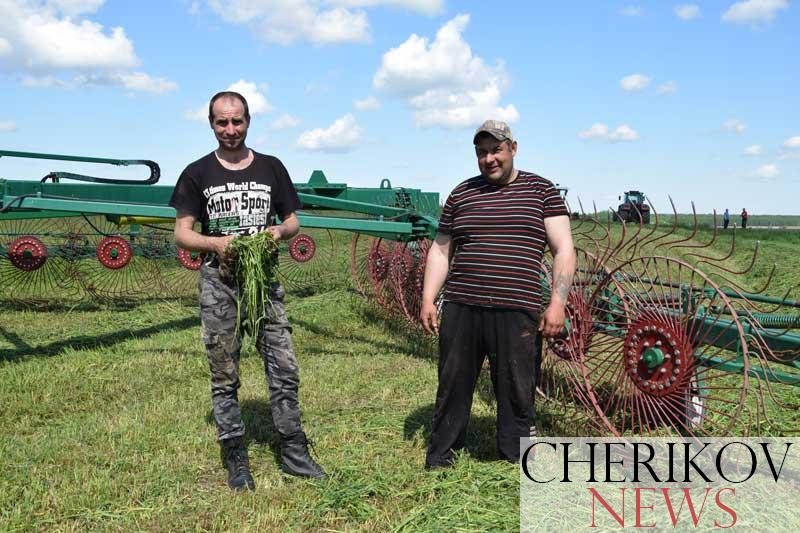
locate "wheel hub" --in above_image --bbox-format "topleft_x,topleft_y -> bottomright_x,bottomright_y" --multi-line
96,236 -> 132,269
8,236 -> 48,271
624,318 -> 694,397
288,234 -> 316,263
177,248 -> 202,270
367,245 -> 389,282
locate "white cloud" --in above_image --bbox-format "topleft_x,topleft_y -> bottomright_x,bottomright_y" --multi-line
354,95 -> 380,111
578,123 -> 640,143
656,80 -> 678,94
47,0 -> 105,16
0,1 -> 175,93
0,37 -> 11,56
0,120 -> 17,132
329,0 -> 443,15
186,79 -> 271,121
110,72 -> 178,93
743,144 -> 763,156
21,75 -> 70,88
578,123 -> 609,139
409,82 -> 519,128
373,14 -> 518,129
272,113 -> 302,129
296,113 -> 363,152
609,124 -> 640,142
208,0 -> 373,45
620,5 -> 643,16
722,118 -> 746,134
620,74 -> 650,92
753,163 -> 779,179
227,79 -> 272,114
188,1 -> 201,14
722,0 -> 788,24
184,107 -> 208,122
674,5 -> 700,20
783,136 -> 800,149
21,71 -> 177,93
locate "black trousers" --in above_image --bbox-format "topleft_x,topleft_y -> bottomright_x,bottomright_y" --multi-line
426,302 -> 541,466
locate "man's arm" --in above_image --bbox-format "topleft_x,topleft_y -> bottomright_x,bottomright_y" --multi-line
268,212 -> 300,242
174,214 -> 235,257
419,232 -> 452,335
539,215 -> 577,337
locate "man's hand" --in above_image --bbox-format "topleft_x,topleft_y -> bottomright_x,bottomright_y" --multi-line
214,234 -> 237,257
538,302 -> 566,338
420,301 -> 439,335
266,225 -> 283,242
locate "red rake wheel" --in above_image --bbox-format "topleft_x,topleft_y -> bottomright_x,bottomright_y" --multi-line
276,229 -> 335,289
288,234 -> 316,263
71,216 -> 160,300
350,233 -> 375,298
177,248 -> 203,271
0,217 -> 82,301
139,222 -> 200,300
583,256 -> 750,437
96,236 -> 133,270
537,249 -> 613,436
8,236 -> 48,271
390,240 -> 431,326
542,248 -> 607,363
367,238 -> 394,312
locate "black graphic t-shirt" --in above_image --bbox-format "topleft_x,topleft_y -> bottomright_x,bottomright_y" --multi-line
169,151 -> 301,237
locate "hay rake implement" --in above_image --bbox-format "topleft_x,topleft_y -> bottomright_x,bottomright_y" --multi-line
0,150 -> 439,302
2,149 -> 797,437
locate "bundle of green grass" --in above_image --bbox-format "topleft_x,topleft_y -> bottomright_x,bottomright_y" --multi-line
224,231 -> 280,337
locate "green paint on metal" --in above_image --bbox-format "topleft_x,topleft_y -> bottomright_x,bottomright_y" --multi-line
698,355 -> 800,386
642,347 -> 664,369
297,193 -> 408,217
307,170 -> 328,185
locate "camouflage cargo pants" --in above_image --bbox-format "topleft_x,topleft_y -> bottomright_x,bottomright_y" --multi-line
199,262 -> 302,441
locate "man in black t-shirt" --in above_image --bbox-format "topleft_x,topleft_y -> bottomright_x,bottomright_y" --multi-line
420,120 -> 577,468
170,91 -> 325,491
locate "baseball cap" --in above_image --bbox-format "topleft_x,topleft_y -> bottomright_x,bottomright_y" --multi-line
473,119 -> 513,144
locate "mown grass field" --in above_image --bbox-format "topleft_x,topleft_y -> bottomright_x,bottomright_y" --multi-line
1,220 -> 799,531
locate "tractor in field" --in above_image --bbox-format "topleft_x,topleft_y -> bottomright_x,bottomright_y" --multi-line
615,190 -> 650,224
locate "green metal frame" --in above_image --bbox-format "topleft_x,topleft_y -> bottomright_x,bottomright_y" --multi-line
1,150 -> 440,241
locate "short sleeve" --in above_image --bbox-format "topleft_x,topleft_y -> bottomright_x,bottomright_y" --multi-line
270,158 -> 302,220
437,192 -> 456,235
169,168 -> 204,219
542,180 -> 569,218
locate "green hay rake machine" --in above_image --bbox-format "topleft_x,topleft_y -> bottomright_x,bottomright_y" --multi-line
2,149 -> 798,437
0,150 -> 439,309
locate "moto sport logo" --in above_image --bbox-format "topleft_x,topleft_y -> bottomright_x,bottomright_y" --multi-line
519,438 -> 799,530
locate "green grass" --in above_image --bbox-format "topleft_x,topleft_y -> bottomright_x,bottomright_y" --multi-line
2,224 -> 799,530
594,211 -> 800,229
0,289 -> 523,531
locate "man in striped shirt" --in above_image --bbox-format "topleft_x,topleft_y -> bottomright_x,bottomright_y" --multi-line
420,119 -> 576,468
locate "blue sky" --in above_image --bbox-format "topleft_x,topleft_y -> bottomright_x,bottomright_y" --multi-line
1,0 -> 798,214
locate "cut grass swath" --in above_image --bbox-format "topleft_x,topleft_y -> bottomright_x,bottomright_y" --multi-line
226,231 -> 280,338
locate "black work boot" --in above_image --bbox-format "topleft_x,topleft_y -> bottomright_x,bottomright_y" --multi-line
221,437 -> 255,491
280,432 -> 326,479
